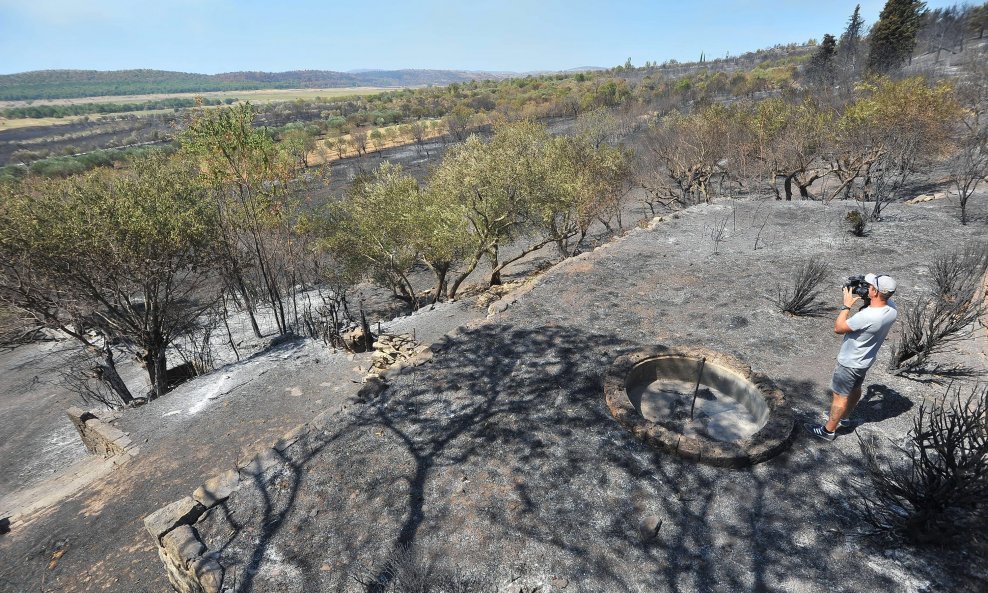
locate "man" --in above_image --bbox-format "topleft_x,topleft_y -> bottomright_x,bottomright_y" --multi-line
806,273 -> 897,441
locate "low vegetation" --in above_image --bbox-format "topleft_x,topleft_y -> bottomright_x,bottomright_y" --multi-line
774,259 -> 830,316
1,1 -> 987,404
855,384 -> 988,546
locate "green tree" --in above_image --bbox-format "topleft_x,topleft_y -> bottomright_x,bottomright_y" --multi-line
575,107 -> 621,149
806,34 -> 838,87
280,126 -> 316,168
429,121 -> 577,294
320,162 -> 470,304
323,163 -> 422,303
549,134 -> 630,254
181,102 -> 311,337
868,0 -> 927,73
837,4 -> 866,77
0,153 -> 220,401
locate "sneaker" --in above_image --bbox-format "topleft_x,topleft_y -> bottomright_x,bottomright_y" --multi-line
805,423 -> 837,441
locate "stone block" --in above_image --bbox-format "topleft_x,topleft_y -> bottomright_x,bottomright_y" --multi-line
638,515 -> 662,542
96,424 -> 127,443
144,497 -> 206,542
676,437 -> 701,461
192,556 -> 225,593
162,525 -> 205,569
193,469 -> 241,508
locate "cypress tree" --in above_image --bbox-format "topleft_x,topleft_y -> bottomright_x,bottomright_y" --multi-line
806,34 -> 838,86
868,0 -> 927,72
837,4 -> 866,73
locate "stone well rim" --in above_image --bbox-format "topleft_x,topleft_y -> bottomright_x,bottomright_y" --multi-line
604,345 -> 795,468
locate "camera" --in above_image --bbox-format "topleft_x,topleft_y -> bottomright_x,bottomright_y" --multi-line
844,275 -> 871,305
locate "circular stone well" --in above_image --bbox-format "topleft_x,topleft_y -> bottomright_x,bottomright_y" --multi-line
604,346 -> 794,468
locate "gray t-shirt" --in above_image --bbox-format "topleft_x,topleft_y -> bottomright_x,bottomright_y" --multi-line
838,302 -> 898,369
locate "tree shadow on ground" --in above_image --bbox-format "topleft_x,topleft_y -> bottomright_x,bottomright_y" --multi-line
198,322 -> 974,593
773,376 -> 823,411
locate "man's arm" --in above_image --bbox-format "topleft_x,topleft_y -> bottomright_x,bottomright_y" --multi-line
835,287 -> 860,334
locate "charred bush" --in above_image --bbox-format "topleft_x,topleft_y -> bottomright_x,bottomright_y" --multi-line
774,258 -> 830,316
890,244 -> 988,372
353,545 -> 497,593
845,209 -> 867,236
854,385 -> 988,546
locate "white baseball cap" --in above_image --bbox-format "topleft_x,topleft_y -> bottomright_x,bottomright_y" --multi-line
865,273 -> 896,295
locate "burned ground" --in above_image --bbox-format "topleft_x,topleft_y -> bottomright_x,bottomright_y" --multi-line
1,193 -> 986,593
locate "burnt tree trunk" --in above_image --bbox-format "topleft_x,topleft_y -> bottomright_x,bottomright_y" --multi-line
93,344 -> 134,405
141,332 -> 169,400
783,173 -> 796,201
487,244 -> 502,287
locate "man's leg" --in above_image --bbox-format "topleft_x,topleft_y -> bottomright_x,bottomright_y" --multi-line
843,384 -> 864,420
825,392 -> 850,433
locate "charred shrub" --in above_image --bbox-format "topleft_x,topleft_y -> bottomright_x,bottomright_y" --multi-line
890,243 -> 988,372
845,209 -> 867,237
354,545 -> 497,593
774,258 -> 829,316
854,385 -> 988,546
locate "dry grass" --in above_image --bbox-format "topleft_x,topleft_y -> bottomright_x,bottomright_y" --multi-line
0,87 -> 403,109
308,119 -> 446,164
0,116 -> 85,130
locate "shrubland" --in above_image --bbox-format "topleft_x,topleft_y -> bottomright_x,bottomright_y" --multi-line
0,3 -> 986,422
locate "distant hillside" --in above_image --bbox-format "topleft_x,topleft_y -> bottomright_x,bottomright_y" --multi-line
0,68 -> 516,101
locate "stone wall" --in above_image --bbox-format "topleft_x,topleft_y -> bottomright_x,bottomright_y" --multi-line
144,332 -> 444,593
66,407 -> 136,458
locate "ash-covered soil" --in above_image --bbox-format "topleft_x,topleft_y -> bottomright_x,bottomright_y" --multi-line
181,197 -> 987,593
1,193 -> 985,593
0,300 -> 486,593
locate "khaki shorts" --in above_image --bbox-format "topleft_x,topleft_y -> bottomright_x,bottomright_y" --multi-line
831,363 -> 868,396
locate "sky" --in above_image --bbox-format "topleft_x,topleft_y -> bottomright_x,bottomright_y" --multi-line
0,0 -> 965,75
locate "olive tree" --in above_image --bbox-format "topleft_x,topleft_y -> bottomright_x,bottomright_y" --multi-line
182,102 -> 315,337
430,120 -> 618,297
548,134 -> 630,254
639,105 -> 740,207
429,120 -> 560,294
0,153 -> 220,401
832,77 -> 960,218
322,163 -> 423,304
745,98 -> 834,200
